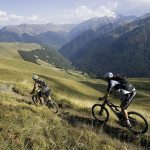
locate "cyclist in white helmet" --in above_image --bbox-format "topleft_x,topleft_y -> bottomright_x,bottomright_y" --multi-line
99,72 -> 136,127
30,74 -> 51,104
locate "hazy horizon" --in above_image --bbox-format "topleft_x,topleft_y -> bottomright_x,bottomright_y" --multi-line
0,0 -> 150,25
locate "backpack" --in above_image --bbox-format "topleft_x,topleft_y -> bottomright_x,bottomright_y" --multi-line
110,75 -> 134,92
36,78 -> 47,88
110,74 -> 128,85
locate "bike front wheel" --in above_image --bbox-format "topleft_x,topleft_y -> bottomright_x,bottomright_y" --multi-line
92,104 -> 109,122
128,111 -> 148,134
32,95 -> 39,105
46,100 -> 59,113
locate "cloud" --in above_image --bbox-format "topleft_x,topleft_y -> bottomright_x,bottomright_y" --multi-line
27,15 -> 38,21
68,4 -> 117,19
0,10 -> 40,25
0,10 -> 8,21
116,0 -> 150,16
130,0 -> 150,2
9,15 -> 24,20
0,0 -> 150,25
8,14 -> 39,23
52,2 -> 118,24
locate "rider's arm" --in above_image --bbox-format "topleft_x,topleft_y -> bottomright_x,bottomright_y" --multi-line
101,80 -> 119,99
30,82 -> 37,94
99,92 -> 110,100
99,81 -> 111,100
104,80 -> 112,98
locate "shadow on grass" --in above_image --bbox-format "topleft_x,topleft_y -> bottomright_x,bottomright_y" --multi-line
61,113 -> 150,149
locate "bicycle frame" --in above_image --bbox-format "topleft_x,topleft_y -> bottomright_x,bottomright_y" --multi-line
33,90 -> 49,101
32,93 -> 47,105
100,99 -> 124,120
92,98 -> 148,134
32,92 -> 59,113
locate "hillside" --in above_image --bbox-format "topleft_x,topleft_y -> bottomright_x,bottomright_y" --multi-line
0,58 -> 150,149
60,15 -> 136,58
59,16 -> 150,77
18,47 -> 73,69
0,42 -> 41,59
0,42 -> 72,69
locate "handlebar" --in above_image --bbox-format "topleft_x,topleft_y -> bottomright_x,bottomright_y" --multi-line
98,98 -> 103,101
99,98 -> 120,107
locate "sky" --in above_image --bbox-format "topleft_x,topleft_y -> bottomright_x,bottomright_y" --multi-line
0,0 -> 150,25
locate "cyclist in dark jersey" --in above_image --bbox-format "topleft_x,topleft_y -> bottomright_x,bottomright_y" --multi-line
99,72 -> 136,127
30,74 -> 51,104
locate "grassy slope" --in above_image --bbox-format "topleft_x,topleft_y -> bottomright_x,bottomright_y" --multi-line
0,42 -> 72,69
0,58 -> 150,150
0,42 -> 41,59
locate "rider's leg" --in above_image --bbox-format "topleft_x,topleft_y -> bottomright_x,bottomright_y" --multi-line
121,108 -> 128,120
48,95 -> 52,101
45,89 -> 51,100
121,108 -> 131,127
120,92 -> 136,126
39,97 -> 44,105
38,91 -> 44,105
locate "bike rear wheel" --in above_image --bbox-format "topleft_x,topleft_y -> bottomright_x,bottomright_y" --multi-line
92,104 -> 109,122
128,111 -> 148,134
46,100 -> 59,113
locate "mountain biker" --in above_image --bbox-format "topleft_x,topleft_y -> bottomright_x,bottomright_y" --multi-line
30,74 -> 51,104
99,72 -> 136,127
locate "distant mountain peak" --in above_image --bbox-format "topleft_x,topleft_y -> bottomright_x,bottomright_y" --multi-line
136,12 -> 150,20
69,14 -> 137,38
0,23 -> 76,36
116,14 -> 137,20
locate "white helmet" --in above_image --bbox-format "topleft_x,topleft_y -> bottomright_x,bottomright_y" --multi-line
104,72 -> 113,79
32,74 -> 39,80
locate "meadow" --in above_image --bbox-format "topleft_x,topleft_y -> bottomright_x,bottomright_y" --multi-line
0,42 -> 150,150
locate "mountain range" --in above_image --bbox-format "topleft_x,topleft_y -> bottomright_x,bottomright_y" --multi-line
59,14 -> 150,77
0,13 -> 150,77
70,14 -> 136,38
0,15 -> 136,48
0,23 -> 75,48
60,15 -> 137,59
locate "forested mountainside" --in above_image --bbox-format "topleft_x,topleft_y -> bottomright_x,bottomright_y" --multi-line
60,16 -> 150,77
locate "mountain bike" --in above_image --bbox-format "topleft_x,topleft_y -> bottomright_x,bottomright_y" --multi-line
92,98 -> 148,134
32,91 -> 59,113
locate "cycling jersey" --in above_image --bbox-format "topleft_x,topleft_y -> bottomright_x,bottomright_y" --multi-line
35,78 -> 50,93
107,79 -> 135,95
107,78 -> 136,110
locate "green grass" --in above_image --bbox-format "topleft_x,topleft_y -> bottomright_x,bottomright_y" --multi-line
0,57 -> 150,150
0,42 -> 41,59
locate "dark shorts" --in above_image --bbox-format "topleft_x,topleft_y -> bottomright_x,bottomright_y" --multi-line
38,89 -> 50,98
120,91 -> 136,110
